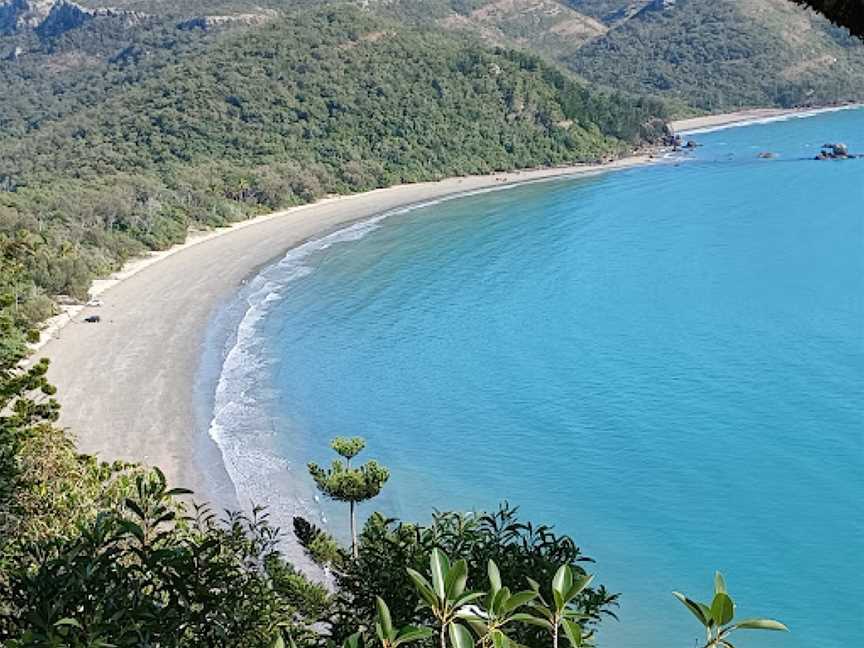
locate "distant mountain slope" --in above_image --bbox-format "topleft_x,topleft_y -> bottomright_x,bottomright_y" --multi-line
364,0 -> 864,112
567,0 -> 864,111
0,4 -> 666,342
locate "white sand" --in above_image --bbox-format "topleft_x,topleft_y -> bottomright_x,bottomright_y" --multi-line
35,156 -> 652,505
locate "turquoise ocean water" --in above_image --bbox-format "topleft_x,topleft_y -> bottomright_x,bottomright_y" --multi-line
207,108 -> 864,647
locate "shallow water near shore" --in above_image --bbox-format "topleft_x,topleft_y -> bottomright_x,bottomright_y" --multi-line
207,108 -> 864,647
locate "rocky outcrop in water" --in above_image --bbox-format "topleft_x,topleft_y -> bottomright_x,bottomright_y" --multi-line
815,143 -> 857,159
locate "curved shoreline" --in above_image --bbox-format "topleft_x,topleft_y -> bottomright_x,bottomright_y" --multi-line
37,156 -> 652,505
35,104 -> 861,511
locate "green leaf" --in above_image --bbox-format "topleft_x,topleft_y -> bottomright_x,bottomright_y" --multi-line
449,623 -> 474,648
376,597 -> 394,638
488,559 -> 502,594
446,559 -> 469,600
54,618 -> 82,629
490,630 -> 509,648
491,586 -> 510,615
673,592 -> 709,627
453,592 -> 485,609
510,613 -> 553,630
343,633 -> 364,648
734,619 -> 788,632
565,574 -> 593,604
714,571 -> 727,595
407,568 -> 438,609
431,548 -> 449,600
502,590 -> 537,613
270,635 -> 285,648
394,627 -> 434,646
710,592 -> 735,626
561,618 -> 583,647
552,565 -> 573,599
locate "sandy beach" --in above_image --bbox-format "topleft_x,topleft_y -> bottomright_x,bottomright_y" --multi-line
35,102 -> 863,512
36,155 -> 651,506
670,103 -> 862,133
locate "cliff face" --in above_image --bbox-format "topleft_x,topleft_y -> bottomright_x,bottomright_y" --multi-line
1,0 -> 91,35
0,0 -> 149,37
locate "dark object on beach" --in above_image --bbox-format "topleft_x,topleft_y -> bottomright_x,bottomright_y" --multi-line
815,143 -> 856,160
84,315 -> 101,323
662,133 -> 683,149
684,140 -> 700,149
758,152 -> 777,159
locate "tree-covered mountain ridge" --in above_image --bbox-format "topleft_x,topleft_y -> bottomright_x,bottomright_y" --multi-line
0,4 -> 668,362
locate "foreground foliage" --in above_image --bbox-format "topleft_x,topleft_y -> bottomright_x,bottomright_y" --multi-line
1,346 -> 789,647
674,572 -> 788,648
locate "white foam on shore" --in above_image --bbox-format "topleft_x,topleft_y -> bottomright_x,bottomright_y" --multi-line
204,158 -> 656,558
678,105 -> 862,136
207,215 -> 389,554
206,189 -> 530,550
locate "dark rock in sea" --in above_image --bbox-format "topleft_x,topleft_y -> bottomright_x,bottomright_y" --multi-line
815,143 -> 856,160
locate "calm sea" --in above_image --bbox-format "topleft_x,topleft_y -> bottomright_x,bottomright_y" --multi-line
207,108 -> 864,648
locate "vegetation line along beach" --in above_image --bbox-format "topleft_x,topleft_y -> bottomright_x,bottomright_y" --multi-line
34,156 -> 652,501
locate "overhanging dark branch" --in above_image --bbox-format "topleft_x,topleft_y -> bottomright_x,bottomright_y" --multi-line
791,0 -> 864,38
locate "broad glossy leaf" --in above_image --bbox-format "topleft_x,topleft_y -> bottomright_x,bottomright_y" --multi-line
54,618 -> 83,629
714,572 -> 727,595
407,568 -> 438,609
503,590 -> 537,613
565,574 -> 594,603
454,591 -> 485,609
343,633 -> 364,648
711,592 -> 735,626
673,592 -> 709,626
376,597 -> 394,638
488,559 -> 502,594
561,618 -> 583,647
446,559 -> 469,600
552,588 -> 565,614
270,635 -> 285,648
735,619 -> 788,632
394,627 -> 434,646
552,565 -> 573,599
431,549 -> 449,600
491,630 -> 509,648
449,623 -> 475,648
510,613 -> 553,630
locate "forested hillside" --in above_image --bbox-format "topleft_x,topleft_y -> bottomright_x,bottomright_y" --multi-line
568,0 -> 864,111
394,0 -> 864,112
1,0 -> 862,358
0,3 -> 667,360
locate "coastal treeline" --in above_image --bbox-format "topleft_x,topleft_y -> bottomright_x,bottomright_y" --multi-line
0,5 -> 667,350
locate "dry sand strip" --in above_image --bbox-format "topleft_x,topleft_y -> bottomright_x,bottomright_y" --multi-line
35,156 -> 651,507
670,103 -> 862,133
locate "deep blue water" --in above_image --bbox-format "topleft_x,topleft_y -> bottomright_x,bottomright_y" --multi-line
208,108 -> 864,648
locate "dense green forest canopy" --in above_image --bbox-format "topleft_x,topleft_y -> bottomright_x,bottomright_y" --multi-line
0,3 -> 667,358
567,0 -> 864,112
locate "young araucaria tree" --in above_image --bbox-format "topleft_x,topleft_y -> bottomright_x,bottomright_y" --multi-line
307,436 -> 390,557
